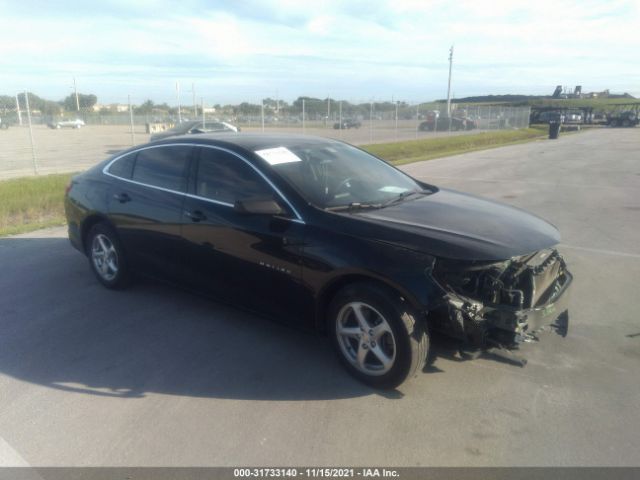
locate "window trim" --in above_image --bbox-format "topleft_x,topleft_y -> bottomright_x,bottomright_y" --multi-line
102,143 -> 305,224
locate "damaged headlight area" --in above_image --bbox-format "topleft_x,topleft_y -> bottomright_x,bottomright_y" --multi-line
429,249 -> 572,364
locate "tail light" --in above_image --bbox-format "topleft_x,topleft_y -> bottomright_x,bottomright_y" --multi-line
65,180 -> 73,195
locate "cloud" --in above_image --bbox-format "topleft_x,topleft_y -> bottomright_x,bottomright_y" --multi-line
0,0 -> 638,103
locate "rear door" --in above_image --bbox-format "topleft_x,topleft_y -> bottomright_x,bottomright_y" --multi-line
106,144 -> 193,278
179,146 -> 307,322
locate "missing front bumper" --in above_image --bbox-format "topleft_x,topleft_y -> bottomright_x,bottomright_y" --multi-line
442,268 -> 573,365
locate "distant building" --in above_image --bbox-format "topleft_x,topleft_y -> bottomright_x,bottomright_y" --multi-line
92,103 -> 130,113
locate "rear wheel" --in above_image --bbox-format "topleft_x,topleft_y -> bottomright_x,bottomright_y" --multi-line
328,282 -> 428,389
86,223 -> 130,289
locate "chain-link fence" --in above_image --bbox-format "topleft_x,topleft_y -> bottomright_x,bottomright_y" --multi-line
0,93 -> 530,178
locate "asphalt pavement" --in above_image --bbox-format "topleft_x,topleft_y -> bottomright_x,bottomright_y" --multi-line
0,127 -> 639,466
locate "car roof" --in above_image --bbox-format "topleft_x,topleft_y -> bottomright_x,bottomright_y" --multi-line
154,133 -> 344,152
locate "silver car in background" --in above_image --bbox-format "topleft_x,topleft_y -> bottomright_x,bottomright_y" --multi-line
150,120 -> 239,141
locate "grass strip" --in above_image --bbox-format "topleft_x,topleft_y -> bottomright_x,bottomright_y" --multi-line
0,173 -> 74,236
363,127 -> 548,165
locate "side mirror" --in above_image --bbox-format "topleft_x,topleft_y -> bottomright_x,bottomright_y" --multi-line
234,197 -> 285,215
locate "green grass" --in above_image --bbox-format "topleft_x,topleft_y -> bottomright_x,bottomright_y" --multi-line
0,126 -> 556,236
0,173 -> 74,236
363,127 -> 549,165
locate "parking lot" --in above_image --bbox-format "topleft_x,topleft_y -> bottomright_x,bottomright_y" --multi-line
1,122 -> 484,178
0,128 -> 638,467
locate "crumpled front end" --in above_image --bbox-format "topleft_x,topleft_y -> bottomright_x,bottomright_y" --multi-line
430,248 -> 572,364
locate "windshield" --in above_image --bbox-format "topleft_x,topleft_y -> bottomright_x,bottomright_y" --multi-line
256,142 -> 425,209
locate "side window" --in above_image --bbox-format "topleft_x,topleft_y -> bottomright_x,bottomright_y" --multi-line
132,146 -> 191,192
107,152 -> 136,179
195,148 -> 273,204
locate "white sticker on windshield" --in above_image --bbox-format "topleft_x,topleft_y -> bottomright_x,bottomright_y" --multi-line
255,147 -> 302,165
379,186 -> 409,193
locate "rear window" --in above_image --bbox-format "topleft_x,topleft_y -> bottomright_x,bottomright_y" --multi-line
107,152 -> 136,179
131,146 -> 191,192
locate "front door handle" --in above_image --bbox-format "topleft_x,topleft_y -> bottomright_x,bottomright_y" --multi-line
185,210 -> 207,222
113,192 -> 131,203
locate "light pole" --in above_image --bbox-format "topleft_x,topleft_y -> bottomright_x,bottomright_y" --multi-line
446,45 -> 454,117
73,77 -> 80,112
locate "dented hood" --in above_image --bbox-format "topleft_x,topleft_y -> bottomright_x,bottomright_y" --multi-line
354,188 -> 561,261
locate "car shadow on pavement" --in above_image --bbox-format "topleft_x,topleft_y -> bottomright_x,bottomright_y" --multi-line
0,236 -> 402,401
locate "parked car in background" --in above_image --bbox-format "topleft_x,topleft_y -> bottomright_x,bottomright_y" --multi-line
333,119 -> 361,129
48,118 -> 85,129
64,134 -> 572,388
418,115 -> 476,131
607,111 -> 639,128
563,110 -> 583,124
150,120 -> 239,141
591,112 -> 608,124
533,111 -> 564,124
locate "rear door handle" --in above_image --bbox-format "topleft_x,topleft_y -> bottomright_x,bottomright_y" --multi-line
113,192 -> 131,203
185,210 -> 207,222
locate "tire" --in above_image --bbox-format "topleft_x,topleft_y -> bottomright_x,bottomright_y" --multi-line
328,282 -> 429,389
86,223 -> 130,289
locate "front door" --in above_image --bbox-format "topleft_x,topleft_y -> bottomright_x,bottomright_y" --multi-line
180,146 -> 307,323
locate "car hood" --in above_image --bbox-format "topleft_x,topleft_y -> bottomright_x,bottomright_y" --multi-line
352,188 -> 561,261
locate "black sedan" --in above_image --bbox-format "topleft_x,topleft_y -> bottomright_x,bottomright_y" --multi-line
65,134 -> 572,388
333,119 -> 361,129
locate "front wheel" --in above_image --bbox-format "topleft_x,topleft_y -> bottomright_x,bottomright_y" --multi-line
328,282 -> 429,389
86,223 -> 130,289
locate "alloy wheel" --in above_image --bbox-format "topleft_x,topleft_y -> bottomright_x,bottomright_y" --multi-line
336,302 -> 397,376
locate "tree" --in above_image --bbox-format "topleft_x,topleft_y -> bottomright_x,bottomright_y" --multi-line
62,93 -> 97,111
0,95 -> 15,112
237,102 -> 261,115
135,99 -> 155,114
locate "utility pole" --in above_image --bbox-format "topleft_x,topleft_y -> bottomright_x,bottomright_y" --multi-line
15,94 -> 22,125
128,94 -> 135,146
446,45 -> 454,117
73,77 -> 80,112
192,83 -> 196,117
24,91 -> 38,175
369,101 -> 373,143
176,81 -> 182,123
395,101 -> 399,140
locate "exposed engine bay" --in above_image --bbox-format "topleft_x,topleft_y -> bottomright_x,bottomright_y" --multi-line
430,248 -> 572,365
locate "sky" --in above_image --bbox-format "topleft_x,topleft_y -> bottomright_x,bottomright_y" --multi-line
1,0 -> 639,105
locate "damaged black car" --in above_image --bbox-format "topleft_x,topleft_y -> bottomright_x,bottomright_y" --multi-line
65,134 -> 572,388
